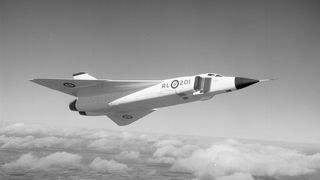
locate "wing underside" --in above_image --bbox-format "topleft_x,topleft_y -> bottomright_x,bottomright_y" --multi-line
31,73 -> 160,125
107,109 -> 155,126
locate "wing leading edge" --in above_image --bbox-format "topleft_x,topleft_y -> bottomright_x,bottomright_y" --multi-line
31,78 -> 161,97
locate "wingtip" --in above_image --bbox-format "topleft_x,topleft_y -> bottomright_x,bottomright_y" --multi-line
30,79 -> 45,84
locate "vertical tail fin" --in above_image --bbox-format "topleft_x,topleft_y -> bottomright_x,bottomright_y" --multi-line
73,72 -> 97,80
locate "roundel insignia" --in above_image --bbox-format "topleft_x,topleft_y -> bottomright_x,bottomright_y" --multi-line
63,82 -> 76,88
171,80 -> 179,89
122,114 -> 133,119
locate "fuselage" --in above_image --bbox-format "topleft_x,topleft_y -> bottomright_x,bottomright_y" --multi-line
73,73 -> 258,115
108,74 -> 234,111
32,72 -> 266,125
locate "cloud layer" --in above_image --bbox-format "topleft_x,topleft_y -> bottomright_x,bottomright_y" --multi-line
1,123 -> 320,180
0,135 -> 80,149
171,139 -> 320,180
3,152 -> 82,171
116,151 -> 140,160
89,157 -> 130,173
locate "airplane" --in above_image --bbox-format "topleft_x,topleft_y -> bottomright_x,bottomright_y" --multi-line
31,72 -> 274,126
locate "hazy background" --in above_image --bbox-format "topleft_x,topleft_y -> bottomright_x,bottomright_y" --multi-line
1,0 -> 320,144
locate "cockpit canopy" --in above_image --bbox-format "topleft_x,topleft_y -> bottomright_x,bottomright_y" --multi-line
207,73 -> 223,77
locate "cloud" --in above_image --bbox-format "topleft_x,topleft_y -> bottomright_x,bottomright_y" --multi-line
89,157 -> 130,173
216,173 -> 254,180
0,123 -> 97,139
148,156 -> 176,164
0,135 -> 80,149
171,139 -> 320,180
87,134 -> 155,153
153,144 -> 199,158
0,123 -> 155,154
85,130 -> 112,139
116,151 -> 140,160
154,139 -> 183,148
3,152 -> 83,171
138,133 -> 160,143
2,123 -> 320,180
0,123 -> 61,137
88,138 -> 119,152
148,138 -> 199,164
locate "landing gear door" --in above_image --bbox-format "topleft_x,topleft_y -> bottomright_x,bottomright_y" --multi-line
194,76 -> 212,93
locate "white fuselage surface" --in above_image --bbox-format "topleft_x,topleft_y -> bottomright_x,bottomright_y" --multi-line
31,72 -> 266,126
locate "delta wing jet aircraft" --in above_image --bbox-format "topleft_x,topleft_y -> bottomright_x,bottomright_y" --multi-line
31,72 -> 273,126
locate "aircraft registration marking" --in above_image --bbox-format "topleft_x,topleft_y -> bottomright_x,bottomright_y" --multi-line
162,79 -> 191,89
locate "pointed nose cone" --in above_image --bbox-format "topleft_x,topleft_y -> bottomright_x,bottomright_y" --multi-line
235,77 -> 259,90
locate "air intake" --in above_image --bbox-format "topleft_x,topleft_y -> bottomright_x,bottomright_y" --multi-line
69,100 -> 78,111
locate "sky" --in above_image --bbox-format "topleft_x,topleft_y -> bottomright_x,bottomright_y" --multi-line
1,0 -> 320,144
